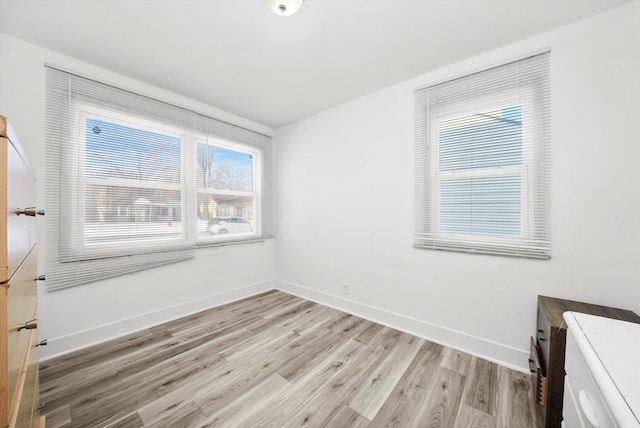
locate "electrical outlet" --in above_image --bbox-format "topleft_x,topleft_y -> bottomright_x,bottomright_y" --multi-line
342,282 -> 349,296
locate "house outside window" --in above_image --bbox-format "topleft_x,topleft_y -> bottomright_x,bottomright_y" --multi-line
78,112 -> 260,251
82,116 -> 184,247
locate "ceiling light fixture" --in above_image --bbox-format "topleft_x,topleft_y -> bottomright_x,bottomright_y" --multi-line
264,0 -> 304,17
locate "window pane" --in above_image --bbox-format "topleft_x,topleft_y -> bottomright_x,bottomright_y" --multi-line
85,185 -> 182,244
197,193 -> 254,239
440,175 -> 521,237
196,143 -> 253,191
439,105 -> 522,172
85,118 -> 181,184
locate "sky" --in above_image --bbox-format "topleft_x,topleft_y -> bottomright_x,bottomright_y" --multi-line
85,117 -> 253,190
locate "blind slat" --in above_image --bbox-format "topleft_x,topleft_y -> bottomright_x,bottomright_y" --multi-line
46,66 -> 274,290
414,53 -> 551,259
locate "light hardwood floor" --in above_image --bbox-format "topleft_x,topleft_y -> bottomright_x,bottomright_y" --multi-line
39,290 -> 541,428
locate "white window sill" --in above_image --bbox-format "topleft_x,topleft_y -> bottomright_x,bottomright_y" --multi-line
196,236 -> 273,249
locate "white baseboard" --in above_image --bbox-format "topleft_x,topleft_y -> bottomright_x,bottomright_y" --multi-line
275,279 -> 529,373
41,278 -> 530,373
39,279 -> 276,361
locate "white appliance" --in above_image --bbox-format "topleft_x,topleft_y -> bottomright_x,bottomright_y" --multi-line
563,312 -> 640,428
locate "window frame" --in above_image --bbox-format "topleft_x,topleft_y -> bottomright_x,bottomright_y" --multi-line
45,65 -> 274,291
195,135 -> 262,242
429,86 -> 537,242
415,53 -> 551,259
64,99 -> 263,261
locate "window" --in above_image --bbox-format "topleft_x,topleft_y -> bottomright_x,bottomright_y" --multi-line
414,53 -> 550,258
196,143 -> 258,240
83,116 -> 184,249
45,66 -> 273,290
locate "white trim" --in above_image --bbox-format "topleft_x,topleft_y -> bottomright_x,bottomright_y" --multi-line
40,278 -> 530,373
416,52 -> 550,258
38,279 -> 276,361
274,279 -> 530,374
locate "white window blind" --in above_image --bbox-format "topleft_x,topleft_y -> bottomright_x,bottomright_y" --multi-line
414,53 -> 551,258
45,66 -> 273,290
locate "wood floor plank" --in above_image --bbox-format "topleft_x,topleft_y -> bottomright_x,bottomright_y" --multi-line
218,325 -> 298,361
40,370 -> 124,414
322,405 -> 370,428
123,320 -> 287,425
440,346 -> 473,375
178,309 -> 262,337
412,367 -> 466,427
453,404 -> 497,428
144,401 -> 206,428
370,340 -> 444,427
192,330 -> 309,416
116,322 -> 256,379
243,300 -> 316,335
42,316 -> 255,409
105,411 -> 145,428
136,342 -> 279,426
291,305 -> 341,335
347,330 -> 424,420
496,366 -> 537,428
352,321 -> 386,345
43,315 -> 256,404
186,292 -> 288,323
40,291 -> 540,428
327,313 -> 372,338
460,356 -> 499,416
267,301 -> 336,336
67,338 -> 228,427
141,321 -> 343,425
40,330 -> 170,390
240,338 -> 368,427
198,373 -> 291,428
138,394 -> 206,428
148,290 -> 291,336
39,328 -> 161,383
41,404 -> 71,428
275,327 -> 348,382
258,296 -> 308,319
279,338 -> 392,427
368,327 -> 404,353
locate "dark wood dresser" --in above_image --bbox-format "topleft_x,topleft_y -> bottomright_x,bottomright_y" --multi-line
530,295 -> 640,428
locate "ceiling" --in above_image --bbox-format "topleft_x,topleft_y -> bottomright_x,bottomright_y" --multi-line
0,0 -> 631,129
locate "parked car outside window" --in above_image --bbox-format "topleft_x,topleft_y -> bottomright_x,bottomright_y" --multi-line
206,217 -> 253,235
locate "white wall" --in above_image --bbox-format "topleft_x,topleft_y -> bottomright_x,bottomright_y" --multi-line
1,2 -> 639,368
0,33 -> 277,359
275,1 -> 640,371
